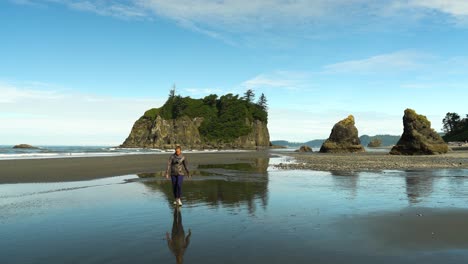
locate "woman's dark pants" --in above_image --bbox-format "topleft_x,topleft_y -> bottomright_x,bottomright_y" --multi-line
171,175 -> 184,199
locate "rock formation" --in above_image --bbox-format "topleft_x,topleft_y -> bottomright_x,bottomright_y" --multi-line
13,144 -> 38,149
367,138 -> 382,148
121,114 -> 270,150
121,92 -> 270,150
390,109 -> 449,155
319,115 -> 365,153
295,145 -> 313,152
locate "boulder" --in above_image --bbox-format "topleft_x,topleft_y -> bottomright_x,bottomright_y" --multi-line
319,115 -> 365,153
390,109 -> 449,155
295,145 -> 313,152
13,144 -> 38,149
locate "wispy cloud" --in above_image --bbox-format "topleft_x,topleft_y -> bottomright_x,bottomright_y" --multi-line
69,1 -> 148,19
13,0 -> 468,43
322,51 -> 431,74
0,81 -> 65,103
408,0 -> 468,19
17,0 -> 149,19
0,80 -> 164,145
242,71 -> 313,90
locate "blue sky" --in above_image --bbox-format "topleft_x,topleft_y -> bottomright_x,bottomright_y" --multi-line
1,0 -> 468,145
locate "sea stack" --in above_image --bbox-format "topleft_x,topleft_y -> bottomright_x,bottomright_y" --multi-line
12,144 -> 38,149
390,109 -> 449,155
121,92 -> 270,150
295,145 -> 313,152
319,115 -> 365,153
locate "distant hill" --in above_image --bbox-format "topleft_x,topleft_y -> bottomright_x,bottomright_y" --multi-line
270,139 -> 325,148
272,134 -> 400,148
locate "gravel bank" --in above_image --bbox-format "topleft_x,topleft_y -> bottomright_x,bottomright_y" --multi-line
274,150 -> 468,171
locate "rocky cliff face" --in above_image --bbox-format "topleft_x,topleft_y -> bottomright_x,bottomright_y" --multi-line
319,115 -> 365,153
390,109 -> 449,155
121,115 -> 270,149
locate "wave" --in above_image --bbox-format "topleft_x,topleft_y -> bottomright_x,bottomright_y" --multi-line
0,147 -> 250,160
0,151 -> 160,160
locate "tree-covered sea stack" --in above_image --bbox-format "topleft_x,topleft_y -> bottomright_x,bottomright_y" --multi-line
390,109 -> 449,155
121,89 -> 270,149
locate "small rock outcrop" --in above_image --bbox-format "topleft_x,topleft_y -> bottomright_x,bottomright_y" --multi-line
319,115 -> 365,153
295,145 -> 313,152
13,144 -> 38,149
367,138 -> 382,148
390,109 -> 449,155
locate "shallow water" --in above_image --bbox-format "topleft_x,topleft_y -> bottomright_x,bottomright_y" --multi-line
1,156 -> 468,264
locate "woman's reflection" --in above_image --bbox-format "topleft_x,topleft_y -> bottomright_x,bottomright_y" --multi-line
166,207 -> 191,264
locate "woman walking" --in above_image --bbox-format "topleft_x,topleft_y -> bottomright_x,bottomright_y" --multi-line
165,145 -> 190,206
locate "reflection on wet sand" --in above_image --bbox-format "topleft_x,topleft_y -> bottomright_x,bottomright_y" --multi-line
403,171 -> 435,204
139,157 -> 270,213
330,171 -> 360,199
197,156 -> 270,173
166,207 -> 191,264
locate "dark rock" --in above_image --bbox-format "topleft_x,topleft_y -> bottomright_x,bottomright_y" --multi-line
367,138 -> 382,148
319,115 -> 365,153
295,145 -> 313,152
13,144 -> 38,149
390,109 -> 449,155
270,143 -> 287,149
121,116 -> 270,150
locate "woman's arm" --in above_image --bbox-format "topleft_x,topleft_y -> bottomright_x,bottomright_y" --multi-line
182,157 -> 190,177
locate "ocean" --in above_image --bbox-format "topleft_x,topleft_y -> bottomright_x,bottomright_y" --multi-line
0,145 -> 247,160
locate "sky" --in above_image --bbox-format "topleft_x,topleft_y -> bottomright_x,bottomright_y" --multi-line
1,0 -> 468,145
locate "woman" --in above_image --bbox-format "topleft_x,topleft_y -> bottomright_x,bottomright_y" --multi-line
165,145 -> 190,206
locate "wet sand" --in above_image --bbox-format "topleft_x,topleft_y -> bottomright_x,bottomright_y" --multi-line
334,207 -> 468,252
276,150 -> 468,171
2,155 -> 468,263
0,151 -> 271,184
3,149 -> 468,183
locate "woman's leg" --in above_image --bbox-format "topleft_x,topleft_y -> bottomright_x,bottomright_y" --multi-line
176,175 -> 184,199
171,175 -> 178,199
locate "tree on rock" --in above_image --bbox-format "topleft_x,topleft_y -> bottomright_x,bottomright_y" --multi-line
243,89 -> 255,103
169,84 -> 176,99
257,93 -> 268,110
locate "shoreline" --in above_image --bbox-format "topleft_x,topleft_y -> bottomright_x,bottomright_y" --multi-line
0,151 -> 271,184
2,149 -> 468,184
275,150 -> 468,171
